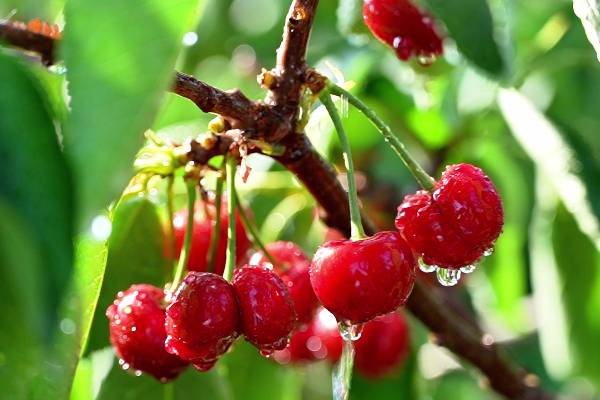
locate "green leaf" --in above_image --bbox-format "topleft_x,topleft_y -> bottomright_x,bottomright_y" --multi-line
499,88 -> 600,250
551,203 -> 600,386
336,0 -> 369,37
0,199 -> 45,400
0,52 -> 74,338
30,235 -> 108,399
421,0 -> 506,77
97,355 -> 233,400
350,354 -> 419,400
220,340 -> 302,400
62,0 -> 203,229
87,197 -> 169,353
573,0 -> 600,62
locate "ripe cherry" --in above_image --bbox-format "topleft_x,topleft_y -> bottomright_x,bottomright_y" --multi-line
249,241 -> 320,327
106,284 -> 189,382
395,163 -> 504,269
309,231 -> 417,325
363,0 -> 443,64
232,264 -> 297,354
171,195 -> 252,275
273,307 -> 342,365
165,272 -> 240,371
354,312 -> 411,379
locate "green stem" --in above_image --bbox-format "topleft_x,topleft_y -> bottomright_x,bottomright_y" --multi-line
318,88 -> 366,240
166,175 -> 176,279
234,190 -> 279,267
223,157 -> 237,282
206,174 -> 224,273
171,180 -> 197,291
328,83 -> 436,192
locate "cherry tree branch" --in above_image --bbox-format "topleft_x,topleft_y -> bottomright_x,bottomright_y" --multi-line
0,7 -> 554,400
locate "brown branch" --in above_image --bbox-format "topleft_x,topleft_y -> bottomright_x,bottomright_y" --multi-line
0,22 -> 56,65
2,10 -> 554,400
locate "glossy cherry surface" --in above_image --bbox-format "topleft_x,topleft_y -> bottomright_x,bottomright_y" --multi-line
354,312 -> 410,379
165,272 -> 240,371
396,163 -> 504,268
309,231 -> 417,325
106,284 -> 189,382
249,241 -> 320,327
363,0 -> 443,63
171,195 -> 252,275
232,264 -> 297,353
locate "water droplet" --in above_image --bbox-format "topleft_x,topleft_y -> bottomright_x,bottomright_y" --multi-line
436,267 -> 461,287
460,264 -> 476,274
418,259 -> 437,273
123,306 -> 132,314
259,349 -> 274,358
340,95 -> 348,118
48,63 -> 67,75
134,370 -> 143,377
338,321 -> 363,341
118,359 -> 125,366
483,247 -> 495,257
121,362 -> 130,371
332,337 -> 355,400
415,53 -> 437,67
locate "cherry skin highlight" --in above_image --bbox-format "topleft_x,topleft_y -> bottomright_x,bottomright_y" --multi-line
395,163 -> 504,269
363,0 -> 443,63
165,272 -> 240,372
354,312 -> 411,379
170,195 -> 252,275
106,284 -> 189,382
249,241 -> 320,327
309,231 -> 417,325
232,264 -> 298,353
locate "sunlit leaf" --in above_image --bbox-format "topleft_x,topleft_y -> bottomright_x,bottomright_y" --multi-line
62,0 -> 203,229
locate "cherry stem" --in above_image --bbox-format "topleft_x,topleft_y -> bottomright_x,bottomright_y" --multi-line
166,175 -> 176,278
328,83 -> 436,192
171,179 -> 197,292
234,190 -> 279,267
206,173 -> 224,274
318,88 -> 366,240
223,156 -> 237,282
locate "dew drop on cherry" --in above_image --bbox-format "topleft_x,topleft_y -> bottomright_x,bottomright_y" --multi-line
415,53 -> 437,67
483,247 -> 495,257
460,264 -> 476,274
418,258 -> 437,273
436,267 -> 461,286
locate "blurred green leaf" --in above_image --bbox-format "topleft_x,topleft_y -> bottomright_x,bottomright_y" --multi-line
87,197 -> 168,353
552,202 -> 600,387
220,340 -> 302,400
97,356 -> 233,400
31,235 -> 108,399
499,88 -> 600,249
350,354 -> 419,400
421,0 -> 506,77
337,0 -> 369,37
430,371 -> 499,399
0,52 -> 74,337
0,199 -> 45,400
62,0 -> 204,229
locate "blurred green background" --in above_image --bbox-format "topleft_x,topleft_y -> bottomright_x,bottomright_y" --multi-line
2,0 -> 600,398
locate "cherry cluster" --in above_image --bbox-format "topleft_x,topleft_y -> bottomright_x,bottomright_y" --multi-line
107,161 -> 503,382
273,308 -> 412,380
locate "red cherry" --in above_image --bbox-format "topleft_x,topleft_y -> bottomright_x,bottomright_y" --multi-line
354,312 -> 411,379
106,284 -> 189,382
165,272 -> 240,371
170,195 -> 252,276
273,307 -> 343,365
363,0 -> 443,63
395,163 -> 504,269
309,231 -> 417,325
232,265 -> 297,353
249,241 -> 320,327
